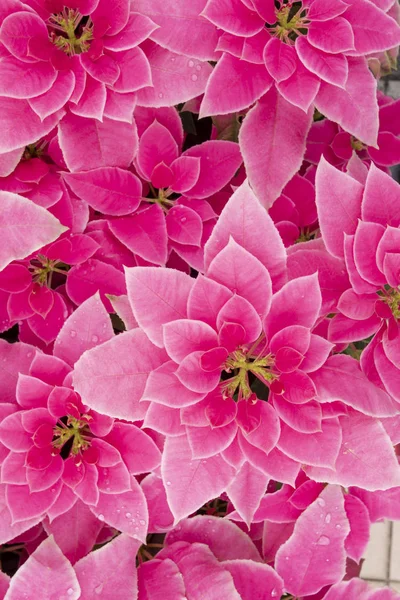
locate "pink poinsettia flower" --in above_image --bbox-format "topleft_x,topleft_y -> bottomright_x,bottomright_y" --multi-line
198,0 -> 400,142
0,0 -> 155,124
62,106 -> 242,271
306,96 -> 400,170
0,232 -> 100,344
73,181 -> 400,524
315,157 -> 400,358
138,515 -> 284,599
0,294 -> 161,543
0,0 -> 213,153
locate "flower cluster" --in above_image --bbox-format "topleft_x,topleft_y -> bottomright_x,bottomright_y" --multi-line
0,0 -> 400,597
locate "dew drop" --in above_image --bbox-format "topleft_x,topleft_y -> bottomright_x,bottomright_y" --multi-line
91,335 -> 99,343
196,64 -> 201,71
188,59 -> 195,67
67,589 -> 74,596
317,498 -> 326,507
95,584 -> 104,595
335,524 -> 342,530
180,217 -> 187,223
191,73 -> 198,82
271,589 -> 278,598
116,509 -> 121,514
98,514 -> 105,521
158,92 -> 163,99
324,513 -> 331,524
285,556 -> 289,561
317,535 -> 330,546
26,352 -> 33,358
133,533 -> 138,539
170,56 -> 176,62
139,519 -> 146,525
125,512 -> 132,518
70,330 -> 77,338
166,481 -> 171,486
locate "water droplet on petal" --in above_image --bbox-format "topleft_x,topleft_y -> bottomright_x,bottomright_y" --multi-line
95,584 -> 104,595
98,514 -> 105,521
191,73 -> 198,82
70,330 -> 77,338
317,498 -> 326,507
166,481 -> 171,486
91,335 -> 99,343
139,519 -> 146,525
196,64 -> 201,71
158,92 -> 163,99
188,59 -> 195,67
67,589 -> 74,596
125,512 -> 132,518
271,589 -> 278,598
317,535 -> 330,546
325,513 -> 331,524
335,524 -> 342,529
181,217 -> 187,223
171,57 -> 176,62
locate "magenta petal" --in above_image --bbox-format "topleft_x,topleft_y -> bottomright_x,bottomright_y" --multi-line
161,434 -> 234,522
311,354 -> 398,417
75,533 -> 140,599
183,140 -> 242,199
169,156 -> 201,194
110,204 -> 168,266
6,480 -> 61,523
204,179 -> 286,288
163,319 -> 218,363
137,119 -> 178,179
166,205 -> 203,246
207,237 -> 272,318
277,418 -> 342,468
125,266 -> 194,346
315,157 -> 362,258
74,328 -> 167,420
224,559 -> 284,600
90,479 -> 148,540
200,53 -> 272,117
308,17 -> 355,53
0,264 -> 31,293
0,191 -> 66,271
306,414 -> 400,491
54,292 -> 114,367
275,485 -> 350,597
143,360 -> 206,408
58,113 -> 138,172
263,37 -> 297,82
315,58 -> 379,146
296,37 -> 348,87
239,88 -> 312,208
4,537 -> 80,599
344,493 -> 370,563
63,168 -> 142,216
136,42 -> 212,108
